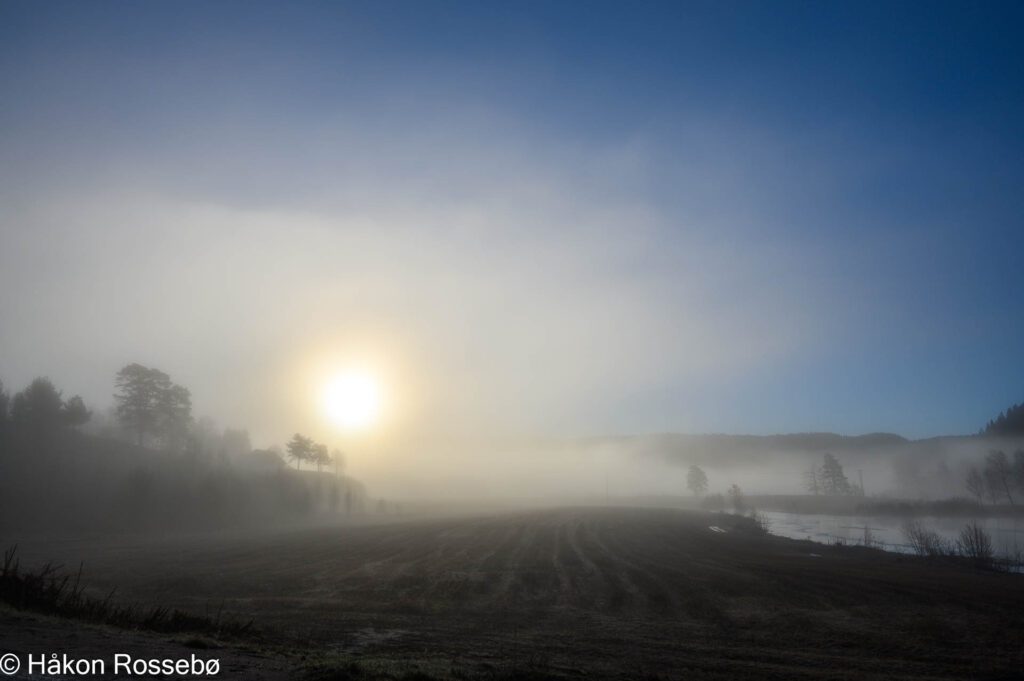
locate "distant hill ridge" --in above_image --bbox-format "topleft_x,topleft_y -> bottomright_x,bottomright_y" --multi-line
575,431 -> 908,451
566,430 -> 1024,472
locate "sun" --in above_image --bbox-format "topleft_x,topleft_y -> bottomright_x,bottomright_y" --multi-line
321,369 -> 383,431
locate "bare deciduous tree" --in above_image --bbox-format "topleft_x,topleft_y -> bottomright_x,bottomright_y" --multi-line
965,467 -> 985,504
983,450 -> 1015,505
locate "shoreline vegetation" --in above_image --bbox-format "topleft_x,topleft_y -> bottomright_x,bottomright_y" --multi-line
745,494 -> 1024,518
609,493 -> 1024,519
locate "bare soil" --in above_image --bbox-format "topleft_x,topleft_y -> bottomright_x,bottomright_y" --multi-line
3,507 -> 1023,679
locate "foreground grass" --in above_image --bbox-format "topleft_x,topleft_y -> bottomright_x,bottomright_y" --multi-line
0,545 -> 256,639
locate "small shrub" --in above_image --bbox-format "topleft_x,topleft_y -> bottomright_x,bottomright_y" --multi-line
1000,548 -> 1023,574
901,520 -> 951,557
956,522 -> 994,568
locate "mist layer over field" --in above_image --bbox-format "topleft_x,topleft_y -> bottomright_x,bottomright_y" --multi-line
346,431 -> 1024,506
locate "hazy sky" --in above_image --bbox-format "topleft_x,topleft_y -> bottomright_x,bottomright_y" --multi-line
2,0 -> 1023,447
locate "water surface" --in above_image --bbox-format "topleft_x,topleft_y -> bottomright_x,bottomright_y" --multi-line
761,510 -> 1024,559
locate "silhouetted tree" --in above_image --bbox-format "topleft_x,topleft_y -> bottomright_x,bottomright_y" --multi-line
727,484 -> 744,513
114,364 -> 191,447
345,486 -> 353,515
286,433 -> 313,470
11,378 -> 65,433
687,465 -> 708,496
0,379 -> 9,428
965,467 -> 986,504
331,448 -> 345,476
1013,450 -> 1024,496
115,364 -> 165,444
62,395 -> 91,429
820,453 -> 851,495
803,463 -> 822,495
157,383 -> 192,451
312,443 -> 331,473
983,450 -> 1015,505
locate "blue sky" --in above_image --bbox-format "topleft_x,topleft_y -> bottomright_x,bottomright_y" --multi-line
1,1 -> 1023,441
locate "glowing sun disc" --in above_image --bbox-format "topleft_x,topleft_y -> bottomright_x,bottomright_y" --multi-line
322,370 -> 383,431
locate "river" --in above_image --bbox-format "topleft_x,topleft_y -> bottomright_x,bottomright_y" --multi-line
760,510 -> 1024,560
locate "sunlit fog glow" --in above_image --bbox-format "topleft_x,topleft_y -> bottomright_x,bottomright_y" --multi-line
322,369 -> 383,432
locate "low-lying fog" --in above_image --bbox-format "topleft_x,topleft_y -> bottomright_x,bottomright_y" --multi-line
331,431 -> 1023,505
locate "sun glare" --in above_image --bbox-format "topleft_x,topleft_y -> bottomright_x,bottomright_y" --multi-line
322,369 -> 383,431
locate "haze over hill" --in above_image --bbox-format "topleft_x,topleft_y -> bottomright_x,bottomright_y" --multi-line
336,426 -> 1024,503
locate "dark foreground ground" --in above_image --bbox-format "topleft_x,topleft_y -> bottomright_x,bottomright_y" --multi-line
2,507 -> 1023,680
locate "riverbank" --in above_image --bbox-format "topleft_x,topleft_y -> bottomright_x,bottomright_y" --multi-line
747,494 -> 1024,518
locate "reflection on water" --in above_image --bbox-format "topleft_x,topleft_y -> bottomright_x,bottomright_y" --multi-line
761,511 -> 1024,558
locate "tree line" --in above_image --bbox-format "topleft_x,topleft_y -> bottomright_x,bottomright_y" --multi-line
0,366 -> 192,451
2,364 -> 351,480
1,364 -> 371,531
0,377 -> 91,434
983,401 -> 1024,436
686,453 -> 862,502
